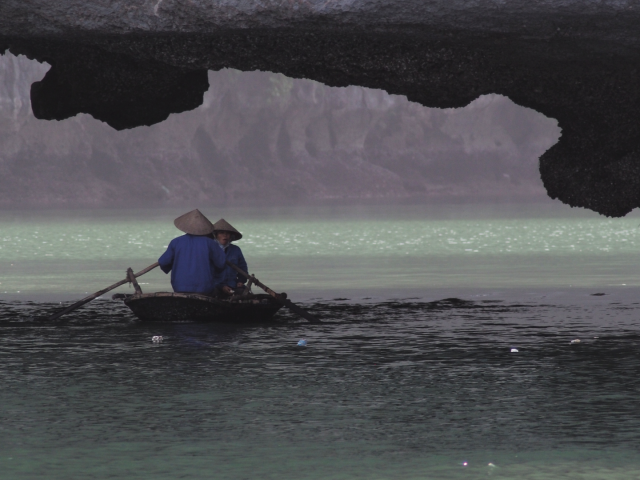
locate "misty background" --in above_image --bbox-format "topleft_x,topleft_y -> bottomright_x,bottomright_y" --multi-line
0,53 -> 560,208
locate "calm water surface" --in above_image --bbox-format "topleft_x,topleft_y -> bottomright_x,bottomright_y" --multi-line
1,204 -> 640,479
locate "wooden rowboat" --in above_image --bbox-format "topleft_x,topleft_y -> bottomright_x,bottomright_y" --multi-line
48,262 -> 318,324
113,292 -> 283,323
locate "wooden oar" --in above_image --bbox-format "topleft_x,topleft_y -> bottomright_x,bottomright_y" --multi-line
47,262 -> 159,321
225,261 -> 321,324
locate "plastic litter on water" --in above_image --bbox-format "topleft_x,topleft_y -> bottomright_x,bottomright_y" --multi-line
152,336 -> 163,343
297,339 -> 307,347
510,348 -> 519,353
570,339 -> 581,344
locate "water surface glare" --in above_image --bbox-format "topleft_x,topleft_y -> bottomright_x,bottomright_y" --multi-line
2,203 -> 640,300
2,204 -> 640,478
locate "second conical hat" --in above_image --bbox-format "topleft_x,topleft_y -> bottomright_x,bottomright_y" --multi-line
174,209 -> 215,236
213,218 -> 243,241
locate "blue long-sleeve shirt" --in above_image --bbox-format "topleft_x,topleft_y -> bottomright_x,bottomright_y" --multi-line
158,234 -> 226,294
213,243 -> 248,289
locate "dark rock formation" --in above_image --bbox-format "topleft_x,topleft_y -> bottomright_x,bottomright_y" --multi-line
30,45 -> 209,131
1,1 -> 640,215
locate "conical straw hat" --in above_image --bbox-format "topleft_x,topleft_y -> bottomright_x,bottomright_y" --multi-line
213,218 -> 243,241
174,209 -> 215,236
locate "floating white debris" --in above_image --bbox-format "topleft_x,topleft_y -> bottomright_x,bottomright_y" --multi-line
152,336 -> 163,343
297,339 -> 307,347
510,348 -> 519,353
570,339 -> 581,344
488,463 -> 497,468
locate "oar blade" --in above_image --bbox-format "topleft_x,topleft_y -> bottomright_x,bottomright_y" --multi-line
224,261 -> 321,324
283,298 -> 322,324
47,262 -> 159,321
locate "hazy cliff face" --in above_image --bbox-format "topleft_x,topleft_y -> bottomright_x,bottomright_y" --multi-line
0,54 -> 559,207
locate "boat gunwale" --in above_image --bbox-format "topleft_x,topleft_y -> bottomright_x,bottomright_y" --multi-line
123,291 -> 281,308
124,291 -> 226,306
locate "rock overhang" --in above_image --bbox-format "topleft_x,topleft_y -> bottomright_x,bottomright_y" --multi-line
1,0 -> 640,216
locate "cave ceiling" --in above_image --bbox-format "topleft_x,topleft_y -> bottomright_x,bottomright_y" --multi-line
1,0 -> 640,216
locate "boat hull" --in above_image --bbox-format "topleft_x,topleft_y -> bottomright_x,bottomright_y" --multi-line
122,292 -> 283,323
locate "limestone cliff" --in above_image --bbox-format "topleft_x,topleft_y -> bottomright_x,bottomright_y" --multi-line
0,54 -> 558,207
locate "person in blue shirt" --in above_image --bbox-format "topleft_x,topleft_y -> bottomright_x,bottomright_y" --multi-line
158,209 -> 226,294
211,218 -> 248,297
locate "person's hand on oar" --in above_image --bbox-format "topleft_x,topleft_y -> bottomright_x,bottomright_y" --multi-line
224,261 -> 321,324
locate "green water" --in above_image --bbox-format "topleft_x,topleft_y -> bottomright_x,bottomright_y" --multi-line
1,203 -> 639,301
2,203 -> 640,479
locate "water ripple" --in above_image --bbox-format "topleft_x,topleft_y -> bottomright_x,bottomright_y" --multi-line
1,297 -> 640,478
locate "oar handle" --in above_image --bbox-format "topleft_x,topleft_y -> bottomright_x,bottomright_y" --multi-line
224,261 -> 321,324
48,262 -> 159,321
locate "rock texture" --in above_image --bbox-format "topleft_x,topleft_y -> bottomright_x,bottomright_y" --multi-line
0,54 -> 558,207
1,1 -> 640,215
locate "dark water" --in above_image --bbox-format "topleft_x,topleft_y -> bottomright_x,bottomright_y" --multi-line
2,293 -> 640,479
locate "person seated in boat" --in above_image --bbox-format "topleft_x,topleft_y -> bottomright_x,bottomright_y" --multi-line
211,218 -> 248,297
158,209 -> 226,294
